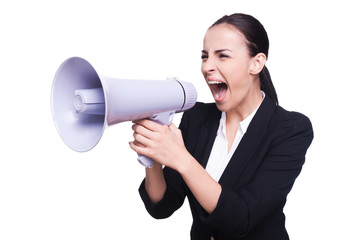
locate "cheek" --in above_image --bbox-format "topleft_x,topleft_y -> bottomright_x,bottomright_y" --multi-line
223,63 -> 247,82
226,66 -> 251,91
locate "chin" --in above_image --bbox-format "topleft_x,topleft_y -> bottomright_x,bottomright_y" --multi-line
214,100 -> 229,112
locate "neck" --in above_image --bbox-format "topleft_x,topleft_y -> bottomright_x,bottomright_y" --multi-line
226,89 -> 263,125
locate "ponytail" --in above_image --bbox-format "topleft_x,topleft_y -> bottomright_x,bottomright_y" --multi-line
260,66 -> 278,105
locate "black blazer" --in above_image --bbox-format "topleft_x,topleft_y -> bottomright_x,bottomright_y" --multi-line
139,96 -> 313,240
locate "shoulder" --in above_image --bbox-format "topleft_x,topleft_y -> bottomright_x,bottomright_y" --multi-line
248,96 -> 313,138
253,101 -> 314,168
272,105 -> 312,132
251,96 -> 313,148
269,105 -> 314,148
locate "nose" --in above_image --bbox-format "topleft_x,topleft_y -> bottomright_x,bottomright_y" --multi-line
201,57 -> 216,75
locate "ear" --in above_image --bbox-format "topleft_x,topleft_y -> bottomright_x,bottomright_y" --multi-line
249,53 -> 267,75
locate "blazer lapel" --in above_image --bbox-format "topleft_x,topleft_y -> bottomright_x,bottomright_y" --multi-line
193,105 -> 221,169
218,96 -> 277,187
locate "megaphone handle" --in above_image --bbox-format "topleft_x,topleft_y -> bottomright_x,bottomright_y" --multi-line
137,111 -> 175,168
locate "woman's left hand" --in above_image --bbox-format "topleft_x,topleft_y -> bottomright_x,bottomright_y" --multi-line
129,119 -> 188,170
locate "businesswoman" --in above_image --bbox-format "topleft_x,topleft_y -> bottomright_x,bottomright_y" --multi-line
129,13 -> 313,240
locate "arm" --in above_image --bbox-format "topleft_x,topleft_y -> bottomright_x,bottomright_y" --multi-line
202,114 -> 314,236
144,162 -> 166,204
130,136 -> 167,204
130,119 -> 221,214
137,160 -> 187,219
175,148 -> 222,214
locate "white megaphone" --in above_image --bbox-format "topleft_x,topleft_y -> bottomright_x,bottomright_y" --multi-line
51,57 -> 197,167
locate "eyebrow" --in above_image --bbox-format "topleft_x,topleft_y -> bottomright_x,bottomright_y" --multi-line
215,49 -> 232,54
202,49 -> 232,54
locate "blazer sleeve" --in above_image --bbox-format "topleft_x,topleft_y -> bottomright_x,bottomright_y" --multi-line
200,112 -> 314,237
138,167 -> 186,219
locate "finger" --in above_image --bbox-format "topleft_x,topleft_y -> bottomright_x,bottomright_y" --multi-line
129,141 -> 143,154
129,141 -> 152,158
132,123 -> 157,140
129,139 -> 148,153
133,131 -> 152,147
133,140 -> 146,148
133,119 -> 165,132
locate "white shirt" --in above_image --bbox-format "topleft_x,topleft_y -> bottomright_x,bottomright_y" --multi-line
205,91 -> 265,182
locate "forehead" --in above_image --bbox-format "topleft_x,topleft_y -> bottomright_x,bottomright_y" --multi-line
203,23 -> 247,51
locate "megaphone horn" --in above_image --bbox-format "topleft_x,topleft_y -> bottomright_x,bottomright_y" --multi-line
51,57 -> 197,167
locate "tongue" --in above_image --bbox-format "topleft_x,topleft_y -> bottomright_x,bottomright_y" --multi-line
215,83 -> 227,100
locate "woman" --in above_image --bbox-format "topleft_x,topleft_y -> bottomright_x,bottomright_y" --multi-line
129,13 -> 313,240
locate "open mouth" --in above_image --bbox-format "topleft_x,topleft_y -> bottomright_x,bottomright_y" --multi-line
208,80 -> 228,101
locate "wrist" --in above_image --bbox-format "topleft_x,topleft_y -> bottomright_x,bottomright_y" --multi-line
176,152 -> 195,175
146,161 -> 162,173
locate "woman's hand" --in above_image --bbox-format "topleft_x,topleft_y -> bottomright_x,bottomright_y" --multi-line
129,119 -> 188,171
130,119 -> 221,213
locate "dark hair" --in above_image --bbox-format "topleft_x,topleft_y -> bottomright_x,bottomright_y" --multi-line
211,13 -> 278,105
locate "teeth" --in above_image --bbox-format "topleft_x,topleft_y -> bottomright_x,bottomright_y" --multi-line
208,81 -> 223,85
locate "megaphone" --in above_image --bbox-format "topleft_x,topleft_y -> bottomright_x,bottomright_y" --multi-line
51,57 -> 197,167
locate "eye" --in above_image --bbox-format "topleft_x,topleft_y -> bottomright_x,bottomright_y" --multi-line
201,54 -> 208,60
219,54 -> 229,58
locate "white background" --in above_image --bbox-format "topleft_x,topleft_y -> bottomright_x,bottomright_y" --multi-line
1,0 -> 359,239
